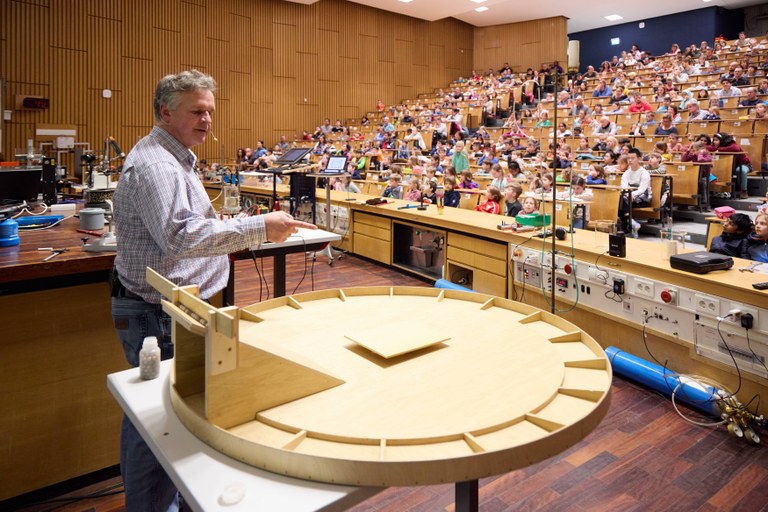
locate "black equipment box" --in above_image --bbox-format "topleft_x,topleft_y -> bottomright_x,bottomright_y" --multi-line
669,251 -> 733,274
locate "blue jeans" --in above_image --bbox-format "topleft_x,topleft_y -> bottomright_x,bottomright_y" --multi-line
112,296 -> 179,512
735,164 -> 749,192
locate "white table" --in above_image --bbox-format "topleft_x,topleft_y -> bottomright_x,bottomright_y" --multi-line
227,227 -> 341,303
107,361 -> 380,512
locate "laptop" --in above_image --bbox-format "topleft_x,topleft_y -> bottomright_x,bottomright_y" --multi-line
322,156 -> 348,175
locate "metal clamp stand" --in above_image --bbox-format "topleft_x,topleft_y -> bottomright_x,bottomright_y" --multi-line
305,173 -> 345,265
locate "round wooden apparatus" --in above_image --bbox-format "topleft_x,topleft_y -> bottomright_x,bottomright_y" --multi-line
164,285 -> 612,487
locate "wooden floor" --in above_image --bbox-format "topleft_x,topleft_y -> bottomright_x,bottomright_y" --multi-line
11,252 -> 768,512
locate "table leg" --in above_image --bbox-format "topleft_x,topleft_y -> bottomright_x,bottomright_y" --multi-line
274,254 -> 287,297
455,479 -> 479,512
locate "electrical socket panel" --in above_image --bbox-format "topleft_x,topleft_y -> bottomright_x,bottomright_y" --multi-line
633,277 -> 654,299
588,267 -> 609,284
695,294 -> 720,317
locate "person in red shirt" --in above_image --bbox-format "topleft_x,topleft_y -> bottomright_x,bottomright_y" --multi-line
475,186 -> 502,214
628,93 -> 652,113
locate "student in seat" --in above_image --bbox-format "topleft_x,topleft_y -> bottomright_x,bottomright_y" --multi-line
443,176 -> 461,208
475,186 -> 502,214
746,213 -> 768,263
710,213 -> 752,258
503,183 -> 523,217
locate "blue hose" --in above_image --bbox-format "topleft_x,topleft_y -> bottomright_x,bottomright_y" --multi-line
434,279 -> 474,292
605,346 -> 720,416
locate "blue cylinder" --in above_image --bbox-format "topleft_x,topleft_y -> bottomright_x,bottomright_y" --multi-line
0,218 -> 20,247
434,279 -> 474,293
605,346 -> 720,416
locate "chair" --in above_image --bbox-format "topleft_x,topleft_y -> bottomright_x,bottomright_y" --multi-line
632,174 -> 671,224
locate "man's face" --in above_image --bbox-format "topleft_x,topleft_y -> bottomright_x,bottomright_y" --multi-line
159,89 -> 214,149
627,153 -> 639,168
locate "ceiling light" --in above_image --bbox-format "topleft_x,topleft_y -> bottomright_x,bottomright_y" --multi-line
604,14 -> 623,21
475,6 -> 489,12
398,0 -> 413,3
470,0 -> 487,3
703,0 -> 714,2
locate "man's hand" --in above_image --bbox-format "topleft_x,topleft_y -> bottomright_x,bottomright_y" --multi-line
264,211 -> 316,243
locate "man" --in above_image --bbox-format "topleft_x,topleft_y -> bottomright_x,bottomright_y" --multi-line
716,78 -> 742,102
593,115 -> 617,135
687,100 -> 710,121
382,116 -> 395,134
583,65 -> 597,79
591,79 -> 613,98
628,93 -> 652,113
739,87 -> 761,107
112,70 -> 314,512
731,67 -> 750,87
570,95 -> 589,117
277,134 -> 290,150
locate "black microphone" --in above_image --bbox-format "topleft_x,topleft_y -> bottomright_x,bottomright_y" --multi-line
109,136 -> 125,158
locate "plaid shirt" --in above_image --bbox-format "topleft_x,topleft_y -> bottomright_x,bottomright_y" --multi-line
114,126 -> 265,303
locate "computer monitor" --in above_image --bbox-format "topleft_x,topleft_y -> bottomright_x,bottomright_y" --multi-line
323,156 -> 348,174
0,167 -> 41,202
274,148 -> 311,166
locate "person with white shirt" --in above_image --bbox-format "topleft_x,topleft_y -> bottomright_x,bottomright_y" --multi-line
619,148 -> 652,235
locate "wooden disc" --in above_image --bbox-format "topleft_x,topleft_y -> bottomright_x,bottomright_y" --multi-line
170,287 -> 612,487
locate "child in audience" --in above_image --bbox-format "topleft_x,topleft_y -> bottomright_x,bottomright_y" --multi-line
504,183 -> 523,217
443,176 -> 461,208
443,165 -> 458,183
341,174 -> 361,194
507,160 -> 525,181
381,174 -> 403,199
538,173 -> 554,197
422,180 -> 438,204
710,213 -> 752,258
586,163 -> 608,185
407,155 -> 423,176
404,176 -> 422,201
746,212 -> 768,262
654,141 -> 672,161
645,152 -> 667,174
490,163 -> 507,190
557,177 -> 593,229
458,169 -> 478,189
424,166 -> 438,184
475,186 -> 502,214
520,196 -> 539,215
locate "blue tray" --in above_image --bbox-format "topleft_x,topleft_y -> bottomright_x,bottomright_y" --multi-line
15,215 -> 65,229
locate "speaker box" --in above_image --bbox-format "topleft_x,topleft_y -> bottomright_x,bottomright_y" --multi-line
609,233 -> 626,258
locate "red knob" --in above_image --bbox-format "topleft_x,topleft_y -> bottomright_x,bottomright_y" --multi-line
564,263 -> 572,275
660,289 -> 673,303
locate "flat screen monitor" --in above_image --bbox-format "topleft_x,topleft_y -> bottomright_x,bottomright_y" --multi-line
0,167 -> 41,202
274,148 -> 311,166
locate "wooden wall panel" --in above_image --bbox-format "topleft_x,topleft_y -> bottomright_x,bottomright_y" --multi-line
473,16 -> 568,75
2,0 -> 563,164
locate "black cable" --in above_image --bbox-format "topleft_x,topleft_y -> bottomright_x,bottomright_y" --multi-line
745,328 -> 768,376
291,237 -> 309,295
716,317 -> 743,398
251,249 -> 269,302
